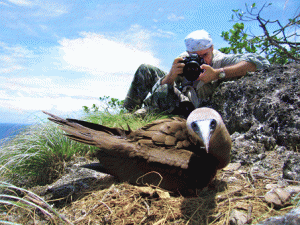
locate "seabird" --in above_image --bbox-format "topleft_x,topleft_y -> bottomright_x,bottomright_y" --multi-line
43,107 -> 231,195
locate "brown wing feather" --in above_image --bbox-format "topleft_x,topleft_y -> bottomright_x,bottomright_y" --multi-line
129,117 -> 194,148
43,111 -> 193,169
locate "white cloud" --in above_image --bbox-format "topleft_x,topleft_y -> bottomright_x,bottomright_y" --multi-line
0,26 -> 163,120
167,13 -> 184,21
32,1 -> 68,17
0,85 -> 96,115
155,29 -> 176,38
7,0 -> 32,6
0,2 -> 10,6
0,72 -> 132,115
0,95 -> 97,112
58,30 -> 160,75
5,0 -> 67,17
0,42 -> 34,73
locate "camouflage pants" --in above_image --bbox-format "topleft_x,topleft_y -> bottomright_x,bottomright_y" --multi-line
123,64 -> 180,113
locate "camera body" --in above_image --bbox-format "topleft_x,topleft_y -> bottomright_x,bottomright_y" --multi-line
180,54 -> 205,81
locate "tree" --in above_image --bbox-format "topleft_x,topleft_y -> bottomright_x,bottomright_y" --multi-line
220,3 -> 300,64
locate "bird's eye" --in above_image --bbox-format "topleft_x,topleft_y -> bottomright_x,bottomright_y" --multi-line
191,122 -> 199,132
210,119 -> 217,130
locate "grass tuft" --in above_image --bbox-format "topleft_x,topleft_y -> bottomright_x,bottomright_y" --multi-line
0,122 -> 93,187
82,110 -> 172,130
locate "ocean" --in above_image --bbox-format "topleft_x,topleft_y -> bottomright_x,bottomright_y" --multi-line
0,123 -> 31,144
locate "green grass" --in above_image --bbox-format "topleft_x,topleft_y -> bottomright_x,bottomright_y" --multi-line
82,110 -> 171,130
0,122 -> 93,187
0,110 -> 169,187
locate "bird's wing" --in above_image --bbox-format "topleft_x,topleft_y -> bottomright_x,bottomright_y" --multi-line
43,111 -> 193,169
129,117 -> 198,148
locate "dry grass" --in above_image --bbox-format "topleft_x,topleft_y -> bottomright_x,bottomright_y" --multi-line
54,164 -> 297,225
1,163 -> 298,225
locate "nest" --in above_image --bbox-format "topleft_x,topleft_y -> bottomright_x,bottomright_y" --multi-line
58,164 -> 297,225
2,150 -> 298,224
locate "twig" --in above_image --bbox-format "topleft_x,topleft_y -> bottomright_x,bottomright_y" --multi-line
252,174 -> 300,184
136,171 -> 163,188
101,184 -> 117,202
140,200 -> 151,223
217,196 -> 264,208
246,204 -> 253,224
142,199 -> 151,216
216,185 -> 250,201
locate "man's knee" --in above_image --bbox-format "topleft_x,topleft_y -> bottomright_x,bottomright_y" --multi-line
136,64 -> 151,72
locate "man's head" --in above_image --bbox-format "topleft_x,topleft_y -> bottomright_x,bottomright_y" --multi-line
185,30 -> 214,66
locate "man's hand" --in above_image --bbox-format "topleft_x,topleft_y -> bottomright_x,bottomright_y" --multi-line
196,64 -> 219,83
197,61 -> 257,83
161,57 -> 185,85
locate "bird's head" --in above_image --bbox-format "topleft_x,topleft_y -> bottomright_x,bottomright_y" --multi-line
186,107 -> 232,168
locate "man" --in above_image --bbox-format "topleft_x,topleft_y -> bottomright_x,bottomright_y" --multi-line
123,30 -> 270,117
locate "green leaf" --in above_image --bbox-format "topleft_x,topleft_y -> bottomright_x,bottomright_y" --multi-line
83,106 -> 90,113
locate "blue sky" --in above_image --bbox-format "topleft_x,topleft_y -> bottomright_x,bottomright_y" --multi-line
0,0 -> 298,123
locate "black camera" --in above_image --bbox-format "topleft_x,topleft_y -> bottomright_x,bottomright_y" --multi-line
180,54 -> 205,81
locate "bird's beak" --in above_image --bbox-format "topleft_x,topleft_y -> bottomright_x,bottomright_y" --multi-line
192,120 -> 213,153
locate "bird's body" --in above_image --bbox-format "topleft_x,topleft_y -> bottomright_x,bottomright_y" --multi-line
44,108 -> 231,195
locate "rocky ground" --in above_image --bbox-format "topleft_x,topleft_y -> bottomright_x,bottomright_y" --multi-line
210,63 -> 300,184
2,63 -> 300,224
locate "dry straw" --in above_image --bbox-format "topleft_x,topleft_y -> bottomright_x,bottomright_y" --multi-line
58,166 -> 296,225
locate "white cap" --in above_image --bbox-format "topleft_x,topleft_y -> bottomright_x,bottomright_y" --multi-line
184,30 -> 213,52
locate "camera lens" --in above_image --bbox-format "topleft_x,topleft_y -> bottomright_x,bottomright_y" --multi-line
183,61 -> 201,81
185,62 -> 200,72
179,54 -> 205,81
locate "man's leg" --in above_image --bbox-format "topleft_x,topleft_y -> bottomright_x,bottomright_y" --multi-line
143,83 -> 178,114
123,64 -> 166,111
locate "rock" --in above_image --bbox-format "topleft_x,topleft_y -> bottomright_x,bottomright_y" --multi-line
265,184 -> 283,190
208,63 -> 300,224
283,153 -> 300,181
210,63 -> 300,152
255,207 -> 300,225
223,163 -> 242,171
230,133 -> 266,165
264,188 -> 291,207
31,157 -> 115,206
284,186 -> 300,195
229,209 -> 248,225
207,63 -> 300,181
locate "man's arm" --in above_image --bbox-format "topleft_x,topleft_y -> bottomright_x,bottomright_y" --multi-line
161,57 -> 185,85
198,61 -> 257,84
